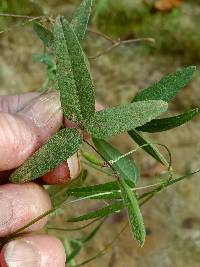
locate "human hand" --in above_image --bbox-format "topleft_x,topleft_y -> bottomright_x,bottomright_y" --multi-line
0,92 -> 81,267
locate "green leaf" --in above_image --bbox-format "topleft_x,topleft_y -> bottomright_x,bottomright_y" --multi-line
68,201 -> 124,222
119,179 -> 145,246
81,150 -> 104,166
128,129 -> 168,166
137,108 -> 199,133
68,181 -> 119,194
53,16 -> 95,126
34,54 -> 55,70
93,139 -> 140,186
133,66 -> 196,103
67,180 -> 134,200
87,100 -> 168,139
33,22 -> 53,48
68,188 -> 121,200
71,0 -> 92,42
10,128 -> 83,183
33,53 -> 56,81
93,0 -> 109,22
67,243 -> 82,262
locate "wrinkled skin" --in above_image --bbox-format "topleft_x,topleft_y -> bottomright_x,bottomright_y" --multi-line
0,92 -> 103,267
0,92 -> 69,267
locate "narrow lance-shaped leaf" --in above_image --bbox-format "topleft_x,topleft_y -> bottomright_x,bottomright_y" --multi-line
68,187 -> 121,200
53,16 -> 95,126
133,66 -> 196,103
119,178 -> 145,246
93,0 -> 109,22
68,181 -> 120,194
68,201 -> 124,222
128,129 -> 169,166
10,128 -> 83,183
33,0 -> 92,47
87,100 -> 168,139
93,138 -> 140,186
67,240 -> 82,262
136,108 -> 199,133
67,180 -> 134,200
33,22 -> 53,48
71,0 -> 93,42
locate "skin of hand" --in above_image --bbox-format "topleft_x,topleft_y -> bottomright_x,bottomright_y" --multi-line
0,92 -> 73,267
0,92 -> 104,267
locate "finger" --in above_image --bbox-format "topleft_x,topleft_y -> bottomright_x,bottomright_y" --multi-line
18,92 -> 63,144
0,93 -> 62,171
42,152 -> 80,185
0,183 -> 51,237
0,234 -> 66,267
0,92 -> 40,114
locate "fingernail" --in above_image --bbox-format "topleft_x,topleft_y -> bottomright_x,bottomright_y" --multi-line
67,153 -> 81,179
0,196 -> 13,228
3,240 -> 40,267
42,153 -> 80,184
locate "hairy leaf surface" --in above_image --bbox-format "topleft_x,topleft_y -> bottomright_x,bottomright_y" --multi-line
137,108 -> 199,132
133,66 -> 196,102
53,16 -> 95,126
119,179 -> 145,246
71,0 -> 92,41
87,101 -> 168,139
33,22 -> 53,48
10,128 -> 82,183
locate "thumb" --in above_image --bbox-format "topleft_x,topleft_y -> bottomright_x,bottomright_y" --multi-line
0,235 -> 66,267
0,93 -> 62,171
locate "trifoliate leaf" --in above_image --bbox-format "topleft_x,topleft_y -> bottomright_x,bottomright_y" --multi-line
128,129 -> 169,166
118,178 -> 145,247
71,0 -> 92,41
93,139 -> 140,186
133,66 -> 196,103
137,108 -> 199,132
33,22 -> 53,48
53,16 -> 95,126
87,100 -> 168,139
10,128 -> 83,183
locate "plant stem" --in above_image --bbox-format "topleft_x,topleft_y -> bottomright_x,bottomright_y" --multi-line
88,37 -> 155,59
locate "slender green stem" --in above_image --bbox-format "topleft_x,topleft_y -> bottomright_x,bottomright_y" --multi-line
72,222 -> 128,267
63,238 -> 77,267
139,169 -> 200,201
47,217 -> 103,232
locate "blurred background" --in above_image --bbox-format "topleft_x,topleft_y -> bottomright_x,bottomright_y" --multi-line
0,0 -> 200,266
